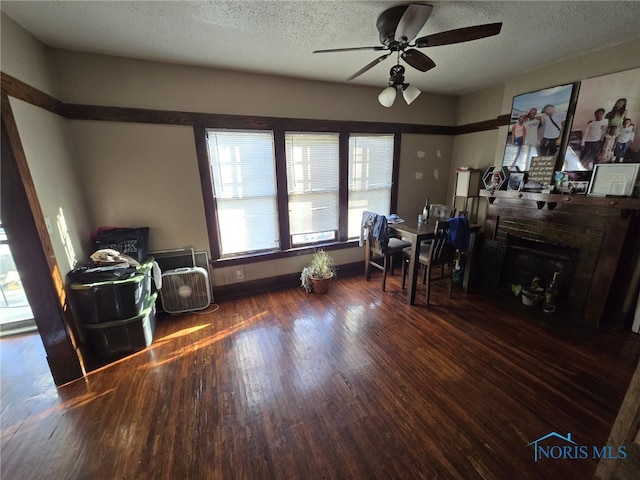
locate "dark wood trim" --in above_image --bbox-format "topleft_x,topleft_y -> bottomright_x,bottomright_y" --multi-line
193,126 -> 220,260
1,71 -> 503,136
391,132 -> 402,213
1,93 -> 84,385
480,190 -> 640,211
61,102 -> 457,134
212,261 -> 364,301
274,130 -> 291,250
454,114 -> 511,135
0,72 -> 66,116
338,132 -> 350,242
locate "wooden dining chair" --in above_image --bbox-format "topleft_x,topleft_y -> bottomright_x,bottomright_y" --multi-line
364,213 -> 411,292
401,220 -> 455,305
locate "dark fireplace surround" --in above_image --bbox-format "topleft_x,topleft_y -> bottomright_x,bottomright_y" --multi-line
481,191 -> 640,328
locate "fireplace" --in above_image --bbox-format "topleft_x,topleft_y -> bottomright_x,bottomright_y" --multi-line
501,235 -> 579,318
480,191 -> 640,328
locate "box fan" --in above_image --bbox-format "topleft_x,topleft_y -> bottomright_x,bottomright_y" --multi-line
160,267 -> 211,314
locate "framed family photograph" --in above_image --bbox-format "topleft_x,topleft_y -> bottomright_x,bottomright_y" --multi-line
501,83 -> 576,172
564,67 -> 640,171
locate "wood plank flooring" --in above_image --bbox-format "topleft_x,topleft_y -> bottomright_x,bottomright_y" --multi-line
2,272 -> 640,479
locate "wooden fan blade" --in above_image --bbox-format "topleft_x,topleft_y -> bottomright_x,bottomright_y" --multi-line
415,22 -> 503,48
394,4 -> 433,43
401,49 -> 436,72
346,53 -> 391,81
314,46 -> 387,53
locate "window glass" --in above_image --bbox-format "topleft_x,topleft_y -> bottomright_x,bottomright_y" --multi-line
207,130 -> 279,256
347,134 -> 394,238
285,133 -> 339,246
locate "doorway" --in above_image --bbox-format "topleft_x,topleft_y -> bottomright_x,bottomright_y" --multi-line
0,223 -> 36,336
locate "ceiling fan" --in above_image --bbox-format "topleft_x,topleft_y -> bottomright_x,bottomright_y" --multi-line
313,3 -> 502,105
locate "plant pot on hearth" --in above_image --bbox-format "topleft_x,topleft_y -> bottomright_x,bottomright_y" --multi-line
512,276 -> 544,307
521,287 -> 544,306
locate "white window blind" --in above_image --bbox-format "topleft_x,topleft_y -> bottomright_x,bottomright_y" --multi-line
285,133 -> 339,245
347,134 -> 394,238
206,130 -> 279,256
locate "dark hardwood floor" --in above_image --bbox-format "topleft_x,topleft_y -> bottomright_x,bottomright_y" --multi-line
2,272 -> 639,479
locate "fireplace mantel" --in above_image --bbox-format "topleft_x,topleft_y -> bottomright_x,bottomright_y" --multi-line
480,190 -> 640,328
481,190 -> 640,210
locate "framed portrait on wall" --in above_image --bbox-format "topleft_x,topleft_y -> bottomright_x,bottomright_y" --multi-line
563,67 -> 640,171
501,83 -> 576,173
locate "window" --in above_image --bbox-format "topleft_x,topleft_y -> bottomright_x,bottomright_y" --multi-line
285,133 -> 340,245
202,126 -> 397,261
347,134 -> 394,238
206,130 -> 279,256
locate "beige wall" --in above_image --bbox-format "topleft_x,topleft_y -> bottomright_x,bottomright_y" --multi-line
50,49 -> 458,126
0,14 -> 58,97
67,121 -> 209,253
9,98 -> 93,276
397,134 -> 454,217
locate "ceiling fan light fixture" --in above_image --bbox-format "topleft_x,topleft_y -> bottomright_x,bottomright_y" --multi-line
378,86 -> 397,107
402,85 -> 421,105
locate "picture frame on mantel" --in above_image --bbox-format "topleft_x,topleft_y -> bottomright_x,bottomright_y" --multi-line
564,67 -> 640,171
587,163 -> 640,197
501,83 -> 576,173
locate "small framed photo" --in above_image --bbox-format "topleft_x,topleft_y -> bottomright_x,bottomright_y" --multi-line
568,181 -> 589,194
483,166 -> 509,191
587,164 -> 640,197
508,172 -> 525,191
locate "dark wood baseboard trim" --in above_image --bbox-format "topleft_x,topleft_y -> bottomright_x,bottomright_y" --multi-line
213,262 -> 364,301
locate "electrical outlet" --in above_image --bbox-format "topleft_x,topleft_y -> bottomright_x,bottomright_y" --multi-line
235,268 -> 245,281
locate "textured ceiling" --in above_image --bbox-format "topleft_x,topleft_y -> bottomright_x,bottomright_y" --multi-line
2,1 -> 639,95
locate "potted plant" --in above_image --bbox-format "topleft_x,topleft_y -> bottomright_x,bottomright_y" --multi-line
512,276 -> 545,306
301,249 -> 336,294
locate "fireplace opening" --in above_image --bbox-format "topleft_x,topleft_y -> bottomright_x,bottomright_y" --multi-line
500,234 -> 580,316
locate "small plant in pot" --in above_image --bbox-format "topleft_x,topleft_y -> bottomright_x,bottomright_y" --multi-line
301,249 -> 336,294
512,276 -> 545,306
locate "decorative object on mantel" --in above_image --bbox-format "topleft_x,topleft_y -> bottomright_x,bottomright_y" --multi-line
482,166 -> 509,193
525,156 -> 557,191
587,163 -> 640,197
508,172 -> 525,191
301,249 -> 336,294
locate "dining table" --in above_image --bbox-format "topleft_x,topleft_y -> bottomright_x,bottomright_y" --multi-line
390,217 -> 482,305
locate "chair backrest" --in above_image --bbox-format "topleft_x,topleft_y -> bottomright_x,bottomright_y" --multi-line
366,214 -> 389,255
428,221 -> 455,266
429,204 -> 455,220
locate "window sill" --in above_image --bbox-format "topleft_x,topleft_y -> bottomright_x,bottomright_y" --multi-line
212,239 -> 361,267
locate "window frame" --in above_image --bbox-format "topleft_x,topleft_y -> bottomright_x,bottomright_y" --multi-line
196,125 -> 400,267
